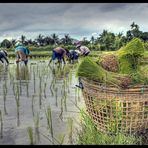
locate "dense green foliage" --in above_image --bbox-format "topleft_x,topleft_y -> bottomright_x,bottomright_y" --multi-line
116,38 -> 145,74
1,22 -> 148,52
77,110 -> 141,145
76,57 -> 130,87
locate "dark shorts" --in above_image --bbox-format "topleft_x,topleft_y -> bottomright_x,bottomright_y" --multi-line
52,50 -> 63,60
84,51 -> 90,56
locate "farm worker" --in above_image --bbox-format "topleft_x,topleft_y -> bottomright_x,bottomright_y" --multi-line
49,47 -> 67,64
0,49 -> 9,65
66,49 -> 79,64
75,41 -> 90,56
14,41 -> 30,66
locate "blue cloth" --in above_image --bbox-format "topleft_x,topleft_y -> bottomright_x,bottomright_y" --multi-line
15,46 -> 30,55
52,50 -> 62,61
69,50 -> 79,60
0,52 -> 5,58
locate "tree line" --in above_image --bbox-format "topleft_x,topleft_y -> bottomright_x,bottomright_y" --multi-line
1,22 -> 148,51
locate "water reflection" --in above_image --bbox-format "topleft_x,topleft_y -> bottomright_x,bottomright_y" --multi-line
0,65 -> 9,81
16,64 -> 31,80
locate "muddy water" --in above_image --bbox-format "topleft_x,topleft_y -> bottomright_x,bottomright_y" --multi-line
0,60 -> 85,145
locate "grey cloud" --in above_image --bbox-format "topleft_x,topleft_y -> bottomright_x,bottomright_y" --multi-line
0,3 -> 147,41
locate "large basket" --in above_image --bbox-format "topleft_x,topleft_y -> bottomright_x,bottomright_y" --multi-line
81,78 -> 148,134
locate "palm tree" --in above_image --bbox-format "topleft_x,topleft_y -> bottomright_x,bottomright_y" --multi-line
51,33 -> 59,45
11,39 -> 16,47
36,34 -> 44,46
90,36 -> 95,44
20,35 -> 26,44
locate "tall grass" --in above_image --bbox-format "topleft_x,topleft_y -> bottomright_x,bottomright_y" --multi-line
59,97 -> 64,121
0,110 -> 3,138
3,83 -> 8,115
15,84 -> 20,126
67,117 -> 73,144
31,94 -> 35,117
19,78 -> 22,95
33,67 -> 36,94
45,105 -> 54,144
44,81 -> 47,98
39,75 -> 42,109
58,133 -> 65,145
26,82 -> 29,97
27,126 -> 34,145
77,109 -> 141,145
34,112 -> 40,144
55,87 -> 58,107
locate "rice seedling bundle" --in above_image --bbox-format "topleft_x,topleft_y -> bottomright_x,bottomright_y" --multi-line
116,38 -> 145,74
77,57 -> 130,88
99,54 -> 119,72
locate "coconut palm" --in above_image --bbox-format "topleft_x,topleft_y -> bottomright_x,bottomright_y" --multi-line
20,35 -> 26,44
35,34 -> 44,46
50,33 -> 59,45
61,34 -> 72,45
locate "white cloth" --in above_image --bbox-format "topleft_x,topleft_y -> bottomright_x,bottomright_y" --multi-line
79,46 -> 90,55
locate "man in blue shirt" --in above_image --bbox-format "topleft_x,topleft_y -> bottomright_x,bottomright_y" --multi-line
66,49 -> 79,64
15,42 -> 30,65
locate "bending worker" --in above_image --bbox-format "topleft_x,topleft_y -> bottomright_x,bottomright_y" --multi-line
0,49 -> 9,65
15,41 -> 30,66
75,41 -> 90,56
49,47 -> 67,64
66,49 -> 79,64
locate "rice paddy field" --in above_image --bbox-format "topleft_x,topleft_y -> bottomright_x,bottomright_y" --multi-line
0,59 -> 85,145
0,47 -> 148,145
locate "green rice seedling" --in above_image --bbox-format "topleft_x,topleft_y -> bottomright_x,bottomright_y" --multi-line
55,87 -> 58,107
77,87 -> 81,102
77,109 -> 141,145
26,82 -> 29,97
67,117 -> 73,144
63,90 -> 67,112
44,81 -> 47,98
31,94 -> 35,117
33,67 -> 36,94
3,83 -> 8,115
12,81 -> 16,96
34,112 -> 40,144
45,105 -> 54,144
59,97 -> 64,121
39,76 -> 42,109
39,131 -> 61,145
116,38 -> 145,74
77,57 -> 127,88
50,79 -> 54,97
52,77 -> 56,90
58,133 -> 65,145
74,87 -> 78,106
19,78 -> 22,95
15,84 -> 20,126
27,126 -> 34,145
0,110 -> 3,138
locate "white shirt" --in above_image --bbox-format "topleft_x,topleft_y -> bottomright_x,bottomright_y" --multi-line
79,46 -> 90,55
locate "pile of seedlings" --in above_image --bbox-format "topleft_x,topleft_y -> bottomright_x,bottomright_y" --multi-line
77,38 -> 147,88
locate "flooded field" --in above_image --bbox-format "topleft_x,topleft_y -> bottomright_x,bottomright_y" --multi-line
0,60 -> 85,145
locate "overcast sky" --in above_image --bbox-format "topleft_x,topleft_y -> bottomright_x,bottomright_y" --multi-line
0,3 -> 148,42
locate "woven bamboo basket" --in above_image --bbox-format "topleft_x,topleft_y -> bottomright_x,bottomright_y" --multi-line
81,78 -> 148,134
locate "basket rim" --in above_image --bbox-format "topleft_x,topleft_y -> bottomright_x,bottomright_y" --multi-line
81,77 -> 148,93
